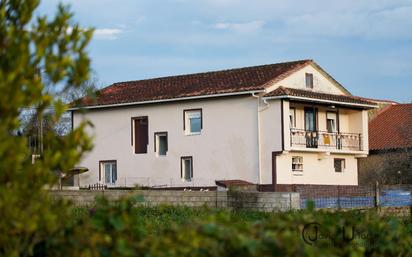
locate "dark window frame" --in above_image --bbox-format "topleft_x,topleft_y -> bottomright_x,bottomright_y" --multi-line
154,131 -> 168,155
183,108 -> 203,133
131,116 -> 149,154
99,160 -> 117,183
304,107 -> 318,131
305,73 -> 314,89
334,158 -> 345,172
292,156 -> 303,172
180,156 -> 193,181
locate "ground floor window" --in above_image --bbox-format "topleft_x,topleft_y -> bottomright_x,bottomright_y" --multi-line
334,158 -> 345,172
292,156 -> 303,172
181,156 -> 193,181
100,160 -> 117,184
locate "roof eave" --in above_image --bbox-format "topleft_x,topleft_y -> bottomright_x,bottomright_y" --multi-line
263,95 -> 378,109
69,90 -> 265,111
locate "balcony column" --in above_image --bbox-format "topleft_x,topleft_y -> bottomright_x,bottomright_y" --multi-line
282,100 -> 291,151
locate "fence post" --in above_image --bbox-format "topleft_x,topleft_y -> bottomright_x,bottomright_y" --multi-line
375,181 -> 380,208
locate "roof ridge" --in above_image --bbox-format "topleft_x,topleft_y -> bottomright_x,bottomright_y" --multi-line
110,59 -> 313,86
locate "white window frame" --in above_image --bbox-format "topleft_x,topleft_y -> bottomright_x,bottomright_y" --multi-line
292,156 -> 303,172
100,160 -> 117,185
154,132 -> 168,156
326,112 -> 337,133
181,156 -> 193,181
184,109 -> 202,135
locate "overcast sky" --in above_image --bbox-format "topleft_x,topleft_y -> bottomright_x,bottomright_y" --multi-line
39,0 -> 412,102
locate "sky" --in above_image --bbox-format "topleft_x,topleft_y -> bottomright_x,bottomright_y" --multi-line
38,0 -> 412,102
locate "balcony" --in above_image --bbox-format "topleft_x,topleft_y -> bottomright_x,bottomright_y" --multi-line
290,128 -> 363,152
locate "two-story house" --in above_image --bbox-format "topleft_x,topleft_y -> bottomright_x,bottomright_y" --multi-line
71,60 -> 376,191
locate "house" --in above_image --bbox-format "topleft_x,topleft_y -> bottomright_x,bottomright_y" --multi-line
359,104 -> 412,185
70,59 -> 377,191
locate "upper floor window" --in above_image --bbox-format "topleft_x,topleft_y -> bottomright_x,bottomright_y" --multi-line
289,107 -> 296,128
326,112 -> 337,133
154,132 -> 168,156
184,109 -> 202,135
132,116 -> 148,154
305,73 -> 313,89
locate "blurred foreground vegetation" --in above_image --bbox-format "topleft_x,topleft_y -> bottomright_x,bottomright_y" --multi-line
33,197 -> 412,257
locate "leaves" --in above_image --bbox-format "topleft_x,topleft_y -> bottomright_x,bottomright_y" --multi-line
0,0 -> 93,255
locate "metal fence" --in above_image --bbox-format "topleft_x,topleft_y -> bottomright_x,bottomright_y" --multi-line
298,183 -> 412,209
81,177 -> 218,190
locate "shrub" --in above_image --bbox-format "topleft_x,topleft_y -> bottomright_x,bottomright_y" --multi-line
35,197 -> 412,257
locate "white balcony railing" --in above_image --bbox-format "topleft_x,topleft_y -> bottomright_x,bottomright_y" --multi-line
290,129 -> 363,151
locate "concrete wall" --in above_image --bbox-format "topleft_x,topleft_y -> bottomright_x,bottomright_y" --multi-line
50,190 -> 301,212
74,96 -> 260,187
276,152 -> 358,185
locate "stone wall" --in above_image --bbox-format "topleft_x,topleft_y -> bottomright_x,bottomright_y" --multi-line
50,190 -> 301,212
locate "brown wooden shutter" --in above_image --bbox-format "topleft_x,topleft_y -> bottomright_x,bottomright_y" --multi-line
134,117 -> 148,154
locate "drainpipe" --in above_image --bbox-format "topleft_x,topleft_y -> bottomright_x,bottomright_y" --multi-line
252,93 -> 270,186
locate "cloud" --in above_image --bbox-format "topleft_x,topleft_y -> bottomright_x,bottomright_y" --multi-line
94,28 -> 123,40
213,20 -> 265,33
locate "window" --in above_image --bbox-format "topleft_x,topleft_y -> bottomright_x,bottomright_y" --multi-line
326,112 -> 337,133
305,73 -> 313,89
132,116 -> 148,154
181,156 -> 193,181
304,107 -> 317,131
184,109 -> 202,135
289,107 -> 296,128
100,160 -> 117,184
334,158 -> 345,172
154,132 -> 168,156
292,156 -> 303,172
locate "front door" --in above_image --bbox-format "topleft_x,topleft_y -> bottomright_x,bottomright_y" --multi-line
304,107 -> 318,148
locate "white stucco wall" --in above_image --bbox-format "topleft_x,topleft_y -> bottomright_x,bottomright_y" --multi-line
73,96 -> 260,187
266,63 -> 348,95
259,99 -> 283,184
72,63 -> 367,188
276,153 -> 358,185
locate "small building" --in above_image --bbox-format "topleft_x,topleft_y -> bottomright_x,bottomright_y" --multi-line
71,60 -> 377,190
359,104 -> 412,185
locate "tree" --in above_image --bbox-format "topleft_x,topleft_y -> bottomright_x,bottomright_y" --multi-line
0,0 -> 93,256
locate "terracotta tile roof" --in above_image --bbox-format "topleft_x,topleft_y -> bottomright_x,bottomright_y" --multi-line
369,104 -> 412,150
263,86 -> 376,106
75,60 -> 312,107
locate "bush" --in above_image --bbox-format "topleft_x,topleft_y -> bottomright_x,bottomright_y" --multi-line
34,197 -> 412,257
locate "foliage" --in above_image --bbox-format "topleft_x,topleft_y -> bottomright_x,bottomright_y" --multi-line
32,197 -> 412,257
0,0 -> 93,256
